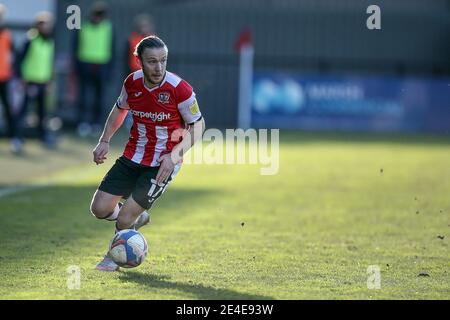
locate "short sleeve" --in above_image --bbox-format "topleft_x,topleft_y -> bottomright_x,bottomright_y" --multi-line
176,80 -> 202,124
116,85 -> 129,110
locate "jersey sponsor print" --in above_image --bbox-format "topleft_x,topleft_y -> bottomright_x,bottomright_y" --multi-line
116,70 -> 202,167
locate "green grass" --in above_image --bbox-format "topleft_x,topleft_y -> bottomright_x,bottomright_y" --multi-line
0,131 -> 449,299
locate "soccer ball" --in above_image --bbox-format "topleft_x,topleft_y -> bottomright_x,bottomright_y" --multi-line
108,229 -> 148,268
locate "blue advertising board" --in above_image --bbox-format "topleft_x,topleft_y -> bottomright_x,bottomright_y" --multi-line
251,73 -> 450,133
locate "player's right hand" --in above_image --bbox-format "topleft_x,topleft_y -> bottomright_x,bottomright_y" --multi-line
93,141 -> 109,165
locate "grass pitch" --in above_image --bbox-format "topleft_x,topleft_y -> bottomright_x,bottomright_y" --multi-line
0,131 -> 449,299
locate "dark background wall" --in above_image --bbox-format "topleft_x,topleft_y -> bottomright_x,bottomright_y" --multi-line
54,0 -> 450,128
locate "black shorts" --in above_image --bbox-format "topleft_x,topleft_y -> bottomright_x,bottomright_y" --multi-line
98,156 -> 181,210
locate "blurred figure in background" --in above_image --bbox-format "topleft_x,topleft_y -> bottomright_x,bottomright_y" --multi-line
126,14 -> 155,74
16,11 -> 55,151
122,14 -> 155,130
0,4 -> 20,153
74,1 -> 114,138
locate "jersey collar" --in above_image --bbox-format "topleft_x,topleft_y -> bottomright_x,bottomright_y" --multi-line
142,71 -> 167,93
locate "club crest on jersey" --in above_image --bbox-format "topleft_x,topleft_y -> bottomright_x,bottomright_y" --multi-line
158,92 -> 170,104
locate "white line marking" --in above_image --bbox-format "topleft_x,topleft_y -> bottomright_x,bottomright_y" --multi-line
0,184 -> 47,199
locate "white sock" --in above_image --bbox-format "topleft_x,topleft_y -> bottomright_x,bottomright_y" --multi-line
133,210 -> 147,224
115,210 -> 147,232
105,203 -> 122,221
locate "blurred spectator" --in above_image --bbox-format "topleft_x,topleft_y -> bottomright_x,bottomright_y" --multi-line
126,14 -> 155,73
122,14 -> 155,130
74,1 -> 114,138
16,11 -> 56,150
0,4 -> 20,153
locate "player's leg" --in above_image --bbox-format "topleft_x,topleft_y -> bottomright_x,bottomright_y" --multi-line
95,193 -> 150,272
90,189 -> 123,220
93,161 -> 150,229
115,195 -> 148,231
93,189 -> 127,271
116,163 -> 182,231
92,157 -> 138,271
90,157 -> 137,220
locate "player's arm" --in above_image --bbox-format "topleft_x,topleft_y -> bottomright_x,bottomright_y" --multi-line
172,117 -> 205,163
156,116 -> 205,184
156,85 -> 205,184
92,104 -> 128,165
93,84 -> 130,165
100,103 -> 129,142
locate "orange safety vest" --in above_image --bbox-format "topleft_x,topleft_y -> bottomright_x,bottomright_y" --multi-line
128,32 -> 154,72
0,29 -> 12,81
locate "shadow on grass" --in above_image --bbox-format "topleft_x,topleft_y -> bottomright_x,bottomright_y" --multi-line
119,272 -> 274,300
0,185 -> 215,260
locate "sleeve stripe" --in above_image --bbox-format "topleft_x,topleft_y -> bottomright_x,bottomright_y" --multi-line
115,102 -> 129,110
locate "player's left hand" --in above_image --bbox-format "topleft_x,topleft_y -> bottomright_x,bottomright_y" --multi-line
156,153 -> 176,184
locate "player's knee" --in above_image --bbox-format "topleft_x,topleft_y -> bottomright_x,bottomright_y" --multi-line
90,202 -> 112,219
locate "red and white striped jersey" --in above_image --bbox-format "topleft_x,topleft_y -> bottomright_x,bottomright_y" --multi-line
116,70 -> 202,166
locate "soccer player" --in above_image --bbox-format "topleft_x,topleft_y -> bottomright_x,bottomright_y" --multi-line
90,36 -> 205,271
